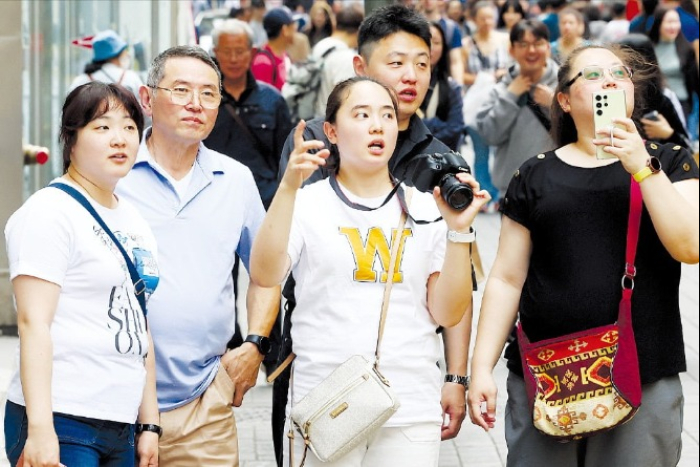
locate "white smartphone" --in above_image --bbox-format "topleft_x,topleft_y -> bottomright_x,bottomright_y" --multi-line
593,90 -> 627,160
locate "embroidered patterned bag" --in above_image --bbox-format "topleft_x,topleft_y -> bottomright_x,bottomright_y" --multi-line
517,178 -> 643,441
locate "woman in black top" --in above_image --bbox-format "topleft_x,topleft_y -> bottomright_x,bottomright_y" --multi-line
468,44 -> 698,467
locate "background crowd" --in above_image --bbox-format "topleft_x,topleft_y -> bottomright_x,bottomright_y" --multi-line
2,0 -> 699,466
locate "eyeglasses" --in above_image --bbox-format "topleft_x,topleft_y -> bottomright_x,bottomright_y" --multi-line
215,48 -> 250,58
565,65 -> 633,88
148,85 -> 221,109
513,40 -> 549,50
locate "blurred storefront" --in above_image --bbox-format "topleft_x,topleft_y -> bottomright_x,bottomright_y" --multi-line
0,0 -> 196,329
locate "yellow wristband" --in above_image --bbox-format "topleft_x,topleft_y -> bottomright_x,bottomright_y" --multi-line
633,167 -> 653,183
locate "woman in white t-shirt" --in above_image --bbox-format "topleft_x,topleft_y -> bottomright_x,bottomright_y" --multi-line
250,77 -> 490,466
3,82 -> 160,467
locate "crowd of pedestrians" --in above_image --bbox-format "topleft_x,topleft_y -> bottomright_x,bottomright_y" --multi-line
2,1 -> 699,467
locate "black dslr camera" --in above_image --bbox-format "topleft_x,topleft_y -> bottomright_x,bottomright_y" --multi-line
394,151 -> 473,211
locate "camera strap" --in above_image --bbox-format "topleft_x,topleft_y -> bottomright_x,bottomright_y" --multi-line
329,174 -> 441,225
329,173 -> 400,211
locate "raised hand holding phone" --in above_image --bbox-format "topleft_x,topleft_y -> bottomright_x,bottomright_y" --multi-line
593,90 -> 627,160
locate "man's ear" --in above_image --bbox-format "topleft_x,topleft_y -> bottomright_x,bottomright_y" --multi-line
323,121 -> 337,144
139,85 -> 154,118
353,54 -> 367,77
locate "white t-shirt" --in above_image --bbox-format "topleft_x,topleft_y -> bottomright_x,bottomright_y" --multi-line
311,37 -> 356,119
288,180 -> 447,426
5,180 -> 159,423
69,62 -> 144,102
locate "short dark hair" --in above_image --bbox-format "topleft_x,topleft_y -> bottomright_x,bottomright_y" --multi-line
357,4 -> 431,61
335,5 -> 364,34
324,76 -> 398,173
61,81 -> 145,172
510,18 -> 550,44
611,2 -> 626,17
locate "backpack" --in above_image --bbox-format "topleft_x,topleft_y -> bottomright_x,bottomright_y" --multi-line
281,46 -> 337,124
252,47 -> 278,85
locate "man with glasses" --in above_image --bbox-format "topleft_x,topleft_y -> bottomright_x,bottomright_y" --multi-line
116,45 -> 280,465
475,19 -> 559,203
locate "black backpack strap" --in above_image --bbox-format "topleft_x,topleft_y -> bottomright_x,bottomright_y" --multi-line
50,182 -> 148,318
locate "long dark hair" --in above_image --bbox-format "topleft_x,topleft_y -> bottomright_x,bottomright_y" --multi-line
550,44 -> 649,147
420,22 -> 451,122
61,82 -> 145,172
648,6 -> 691,47
323,77 -> 399,173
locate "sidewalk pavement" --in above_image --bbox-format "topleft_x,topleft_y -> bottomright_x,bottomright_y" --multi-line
1,213 -> 698,466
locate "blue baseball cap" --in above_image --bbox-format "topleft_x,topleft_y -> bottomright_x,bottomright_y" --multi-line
263,7 -> 294,38
92,30 -> 128,62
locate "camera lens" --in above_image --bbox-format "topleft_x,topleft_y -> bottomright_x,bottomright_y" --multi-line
439,174 -> 473,211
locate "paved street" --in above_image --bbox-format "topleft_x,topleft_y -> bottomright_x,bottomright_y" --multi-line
1,212 -> 698,466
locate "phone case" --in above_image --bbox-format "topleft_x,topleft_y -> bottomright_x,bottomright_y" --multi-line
593,90 -> 627,160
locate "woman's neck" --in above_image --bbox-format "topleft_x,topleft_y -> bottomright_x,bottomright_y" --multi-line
475,29 -> 492,42
64,167 -> 117,208
335,167 -> 394,198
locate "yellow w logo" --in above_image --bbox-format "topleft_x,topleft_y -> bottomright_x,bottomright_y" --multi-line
339,227 -> 412,283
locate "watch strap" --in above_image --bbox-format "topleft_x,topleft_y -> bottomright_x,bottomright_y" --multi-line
245,334 -> 271,355
633,166 -> 653,183
444,373 -> 470,389
447,227 -> 476,243
136,423 -> 163,437
633,156 -> 661,183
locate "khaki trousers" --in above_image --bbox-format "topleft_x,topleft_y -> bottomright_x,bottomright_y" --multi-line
159,365 -> 239,466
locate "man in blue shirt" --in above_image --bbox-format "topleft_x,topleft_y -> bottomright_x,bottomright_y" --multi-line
117,45 -> 280,466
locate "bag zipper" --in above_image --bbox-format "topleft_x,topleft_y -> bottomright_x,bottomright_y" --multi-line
302,373 -> 370,437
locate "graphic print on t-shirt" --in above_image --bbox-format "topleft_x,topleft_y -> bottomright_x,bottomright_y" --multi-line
108,285 -> 147,355
93,225 -> 156,357
340,227 -> 413,282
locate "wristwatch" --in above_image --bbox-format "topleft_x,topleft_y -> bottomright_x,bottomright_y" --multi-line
136,423 -> 163,438
447,227 -> 476,243
444,374 -> 470,389
633,156 -> 662,183
244,334 -> 272,355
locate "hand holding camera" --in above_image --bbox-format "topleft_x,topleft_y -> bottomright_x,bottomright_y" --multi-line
394,151 -> 491,232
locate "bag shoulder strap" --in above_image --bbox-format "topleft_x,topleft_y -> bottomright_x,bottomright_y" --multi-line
320,45 -> 337,60
621,177 -> 643,301
374,189 -> 410,370
254,47 -> 279,84
50,182 -> 148,318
